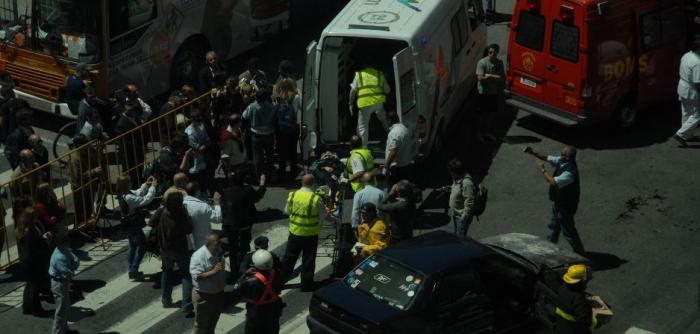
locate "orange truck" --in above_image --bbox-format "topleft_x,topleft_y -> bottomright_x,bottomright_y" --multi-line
506,0 -> 690,127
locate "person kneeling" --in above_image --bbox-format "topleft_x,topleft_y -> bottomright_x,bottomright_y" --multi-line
352,203 -> 389,261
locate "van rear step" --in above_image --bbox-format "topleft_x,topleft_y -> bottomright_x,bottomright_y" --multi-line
506,96 -> 586,127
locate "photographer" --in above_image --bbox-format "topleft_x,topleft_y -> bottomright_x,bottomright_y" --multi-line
447,158 -> 476,237
116,174 -> 158,281
524,145 -> 585,255
379,179 -> 416,244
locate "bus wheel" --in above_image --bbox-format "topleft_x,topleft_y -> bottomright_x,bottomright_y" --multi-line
615,102 -> 637,129
170,42 -> 205,90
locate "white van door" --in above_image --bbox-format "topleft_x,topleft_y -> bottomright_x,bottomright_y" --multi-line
392,46 -> 419,157
392,47 -> 417,122
301,40 -> 320,162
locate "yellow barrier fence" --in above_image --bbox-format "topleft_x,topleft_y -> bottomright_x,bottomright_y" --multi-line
0,93 -> 211,270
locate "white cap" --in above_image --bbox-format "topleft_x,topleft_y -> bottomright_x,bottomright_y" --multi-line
252,249 -> 273,270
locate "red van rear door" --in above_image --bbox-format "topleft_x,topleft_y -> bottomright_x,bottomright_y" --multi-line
509,2 -> 550,104
541,2 -> 586,117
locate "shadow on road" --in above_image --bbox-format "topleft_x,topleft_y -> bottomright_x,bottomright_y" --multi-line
585,252 -> 627,271
257,208 -> 286,224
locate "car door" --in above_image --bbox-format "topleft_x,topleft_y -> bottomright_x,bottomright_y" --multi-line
301,40 -> 319,161
428,270 -> 494,334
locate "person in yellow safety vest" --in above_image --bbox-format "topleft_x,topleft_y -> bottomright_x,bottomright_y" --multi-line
555,264 -> 600,334
348,60 -> 391,145
345,134 -> 376,192
234,249 -> 284,334
280,174 -> 326,292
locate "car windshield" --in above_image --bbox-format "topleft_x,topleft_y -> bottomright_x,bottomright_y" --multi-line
344,255 -> 424,311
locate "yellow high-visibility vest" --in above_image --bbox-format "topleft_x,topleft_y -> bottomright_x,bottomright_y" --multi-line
555,307 -> 599,329
345,147 -> 375,192
356,67 -> 386,109
287,190 -> 321,236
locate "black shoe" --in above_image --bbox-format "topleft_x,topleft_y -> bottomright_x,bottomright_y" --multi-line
129,271 -> 144,281
184,310 -> 195,318
673,134 -> 688,147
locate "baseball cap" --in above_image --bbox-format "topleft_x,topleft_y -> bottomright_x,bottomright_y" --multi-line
254,236 -> 269,248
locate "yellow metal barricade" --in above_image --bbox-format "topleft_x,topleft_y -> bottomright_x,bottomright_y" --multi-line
0,93 -> 211,270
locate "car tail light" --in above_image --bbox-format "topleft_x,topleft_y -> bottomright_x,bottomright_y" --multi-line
581,85 -> 592,98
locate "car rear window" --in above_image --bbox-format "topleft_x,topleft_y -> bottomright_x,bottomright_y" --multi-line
344,256 -> 424,311
516,10 -> 545,51
550,21 -> 580,62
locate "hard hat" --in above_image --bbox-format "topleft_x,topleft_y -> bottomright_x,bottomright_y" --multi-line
563,264 -> 587,284
252,249 -> 274,271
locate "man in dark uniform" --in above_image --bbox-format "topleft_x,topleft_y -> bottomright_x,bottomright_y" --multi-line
234,249 -> 284,334
238,236 -> 281,278
526,145 -> 585,255
555,264 -> 597,334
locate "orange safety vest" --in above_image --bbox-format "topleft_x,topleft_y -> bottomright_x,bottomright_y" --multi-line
247,271 -> 279,305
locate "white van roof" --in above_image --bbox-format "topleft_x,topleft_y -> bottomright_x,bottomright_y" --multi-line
322,0 -> 448,41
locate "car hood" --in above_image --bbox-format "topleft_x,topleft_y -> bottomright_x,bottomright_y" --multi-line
313,281 -> 405,325
480,233 -> 589,269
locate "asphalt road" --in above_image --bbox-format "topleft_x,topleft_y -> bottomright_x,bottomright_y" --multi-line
1,1 -> 699,333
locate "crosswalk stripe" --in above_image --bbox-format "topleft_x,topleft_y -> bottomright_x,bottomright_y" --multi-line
103,284 -> 185,334
280,309 -> 310,334
624,326 -> 657,334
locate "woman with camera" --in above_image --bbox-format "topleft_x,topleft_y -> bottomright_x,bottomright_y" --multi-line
116,174 -> 158,281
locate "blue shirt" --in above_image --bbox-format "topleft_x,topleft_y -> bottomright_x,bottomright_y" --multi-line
547,155 -> 576,189
351,185 -> 386,228
49,247 -> 80,281
185,123 -> 209,173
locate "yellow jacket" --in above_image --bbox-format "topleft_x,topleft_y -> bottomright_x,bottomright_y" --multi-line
357,218 -> 389,258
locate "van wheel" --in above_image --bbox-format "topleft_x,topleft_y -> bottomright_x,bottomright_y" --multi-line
170,41 -> 206,90
615,102 -> 637,129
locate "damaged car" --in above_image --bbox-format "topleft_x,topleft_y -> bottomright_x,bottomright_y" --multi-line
307,230 -> 600,333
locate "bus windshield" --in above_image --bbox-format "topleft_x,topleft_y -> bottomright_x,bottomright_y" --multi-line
0,0 -> 102,62
36,0 -> 102,62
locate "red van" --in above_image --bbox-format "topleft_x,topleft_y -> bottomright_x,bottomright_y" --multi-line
506,0 -> 688,127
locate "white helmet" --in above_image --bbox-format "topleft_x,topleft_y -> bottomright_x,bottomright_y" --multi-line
252,249 -> 274,270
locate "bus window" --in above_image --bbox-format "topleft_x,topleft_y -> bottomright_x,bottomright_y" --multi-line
515,11 -> 545,51
550,21 -> 579,62
109,0 -> 157,39
451,6 -> 470,55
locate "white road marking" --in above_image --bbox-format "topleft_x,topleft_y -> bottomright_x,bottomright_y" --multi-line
280,309 -> 310,334
103,284 -> 185,334
624,326 -> 657,334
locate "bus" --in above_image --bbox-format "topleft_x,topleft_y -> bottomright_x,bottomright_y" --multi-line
0,0 -> 289,118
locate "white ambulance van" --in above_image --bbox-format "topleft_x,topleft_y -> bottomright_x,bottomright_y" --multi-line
301,0 -> 488,161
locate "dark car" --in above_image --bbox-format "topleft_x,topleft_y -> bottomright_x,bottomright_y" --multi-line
307,231 -> 589,334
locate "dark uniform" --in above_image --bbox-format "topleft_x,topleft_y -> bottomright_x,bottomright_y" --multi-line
555,283 -> 594,334
235,269 -> 284,334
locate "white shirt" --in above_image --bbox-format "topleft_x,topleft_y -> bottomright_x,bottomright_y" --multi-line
284,186 -> 327,222
678,51 -> 700,100
121,184 -> 157,214
183,195 -> 222,249
386,123 -> 412,167
189,246 -> 227,294
349,155 -> 365,174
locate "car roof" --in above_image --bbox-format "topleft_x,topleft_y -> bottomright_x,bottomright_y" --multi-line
480,233 -> 589,269
378,230 -> 493,275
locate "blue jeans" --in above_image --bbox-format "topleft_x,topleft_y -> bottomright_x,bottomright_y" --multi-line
453,215 -> 473,237
127,228 -> 146,273
547,206 -> 585,255
161,250 -> 193,311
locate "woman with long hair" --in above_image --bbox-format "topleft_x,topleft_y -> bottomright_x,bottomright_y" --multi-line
275,78 -> 300,181
16,207 -> 53,317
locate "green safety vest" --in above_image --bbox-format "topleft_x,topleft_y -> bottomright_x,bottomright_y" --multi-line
287,190 -> 321,237
356,67 -> 386,109
555,307 -> 599,329
345,147 -> 375,192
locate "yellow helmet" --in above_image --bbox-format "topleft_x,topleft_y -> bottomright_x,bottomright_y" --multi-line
563,264 -> 588,284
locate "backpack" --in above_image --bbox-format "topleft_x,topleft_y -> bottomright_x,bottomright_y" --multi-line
464,175 -> 488,219
276,103 -> 296,133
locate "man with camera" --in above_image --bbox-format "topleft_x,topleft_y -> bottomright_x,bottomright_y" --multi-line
525,145 -> 585,255
447,158 -> 476,237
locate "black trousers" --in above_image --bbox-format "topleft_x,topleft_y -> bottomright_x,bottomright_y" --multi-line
276,130 -> 298,179
244,300 -> 283,334
388,164 -> 413,187
280,234 -> 318,289
251,133 -> 274,178
223,225 -> 251,280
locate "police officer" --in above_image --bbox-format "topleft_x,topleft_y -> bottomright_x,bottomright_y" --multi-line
235,249 -> 284,334
280,174 -> 325,292
345,134 -> 375,193
555,264 -> 597,334
349,58 -> 391,145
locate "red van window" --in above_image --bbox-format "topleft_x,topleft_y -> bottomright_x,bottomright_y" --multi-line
515,11 -> 546,51
640,6 -> 683,50
550,21 -> 580,62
